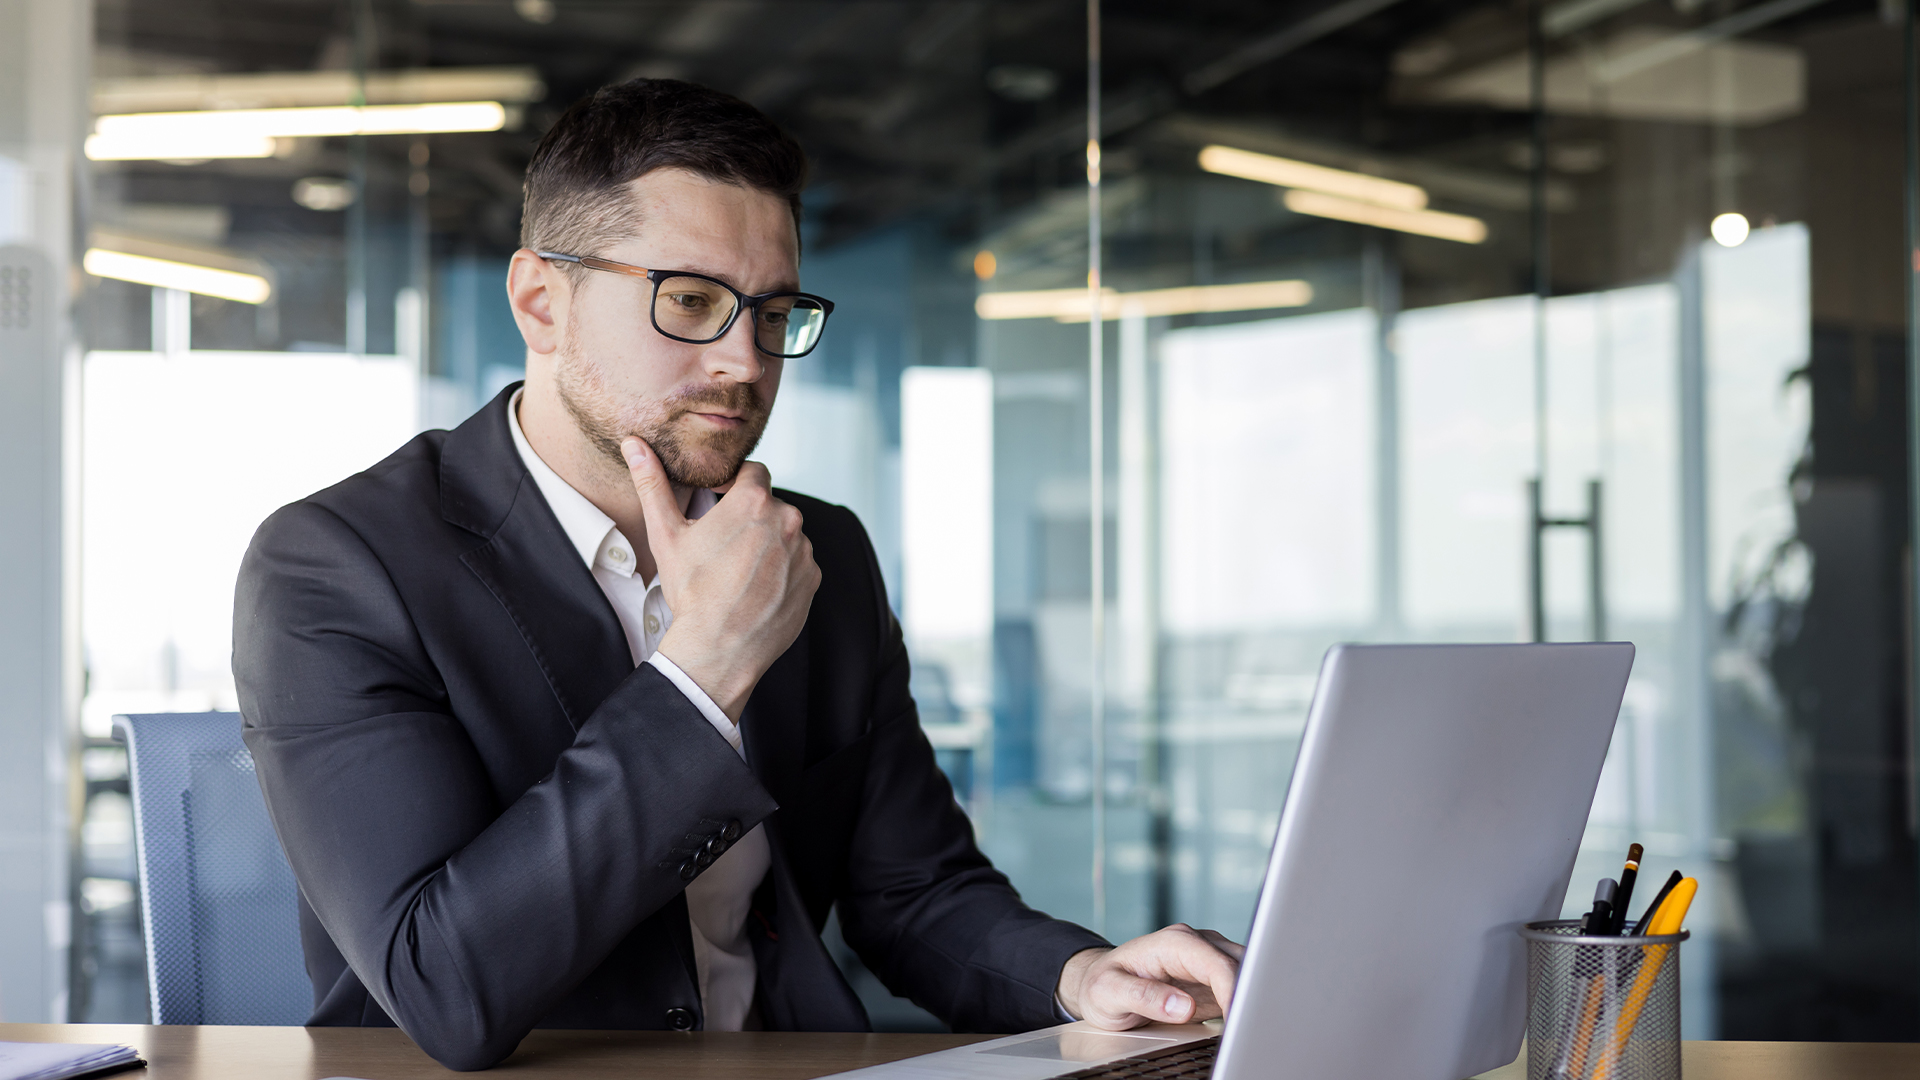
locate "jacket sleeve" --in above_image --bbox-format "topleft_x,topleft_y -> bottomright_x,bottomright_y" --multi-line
233,499 -> 777,1071
830,508 -> 1110,1033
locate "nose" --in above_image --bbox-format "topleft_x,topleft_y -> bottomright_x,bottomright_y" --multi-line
701,306 -> 766,385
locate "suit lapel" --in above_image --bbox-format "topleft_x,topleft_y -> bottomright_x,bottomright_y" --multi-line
443,385 -> 632,731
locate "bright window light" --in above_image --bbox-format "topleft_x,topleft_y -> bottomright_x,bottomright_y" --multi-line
901,367 -> 993,643
1199,144 -> 1428,211
1710,211 -> 1750,247
1283,190 -> 1488,244
976,278 -> 1313,321
86,101 -> 508,161
83,248 -> 272,304
81,351 -> 420,734
1160,309 -> 1378,632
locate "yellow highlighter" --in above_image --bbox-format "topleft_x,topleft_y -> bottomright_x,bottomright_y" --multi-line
1590,877 -> 1697,1080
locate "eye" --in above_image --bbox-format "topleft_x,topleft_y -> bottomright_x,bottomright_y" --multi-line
665,292 -> 711,313
760,309 -> 789,327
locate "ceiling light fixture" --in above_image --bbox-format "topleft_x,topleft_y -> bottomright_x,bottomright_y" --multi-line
1199,144 -> 1428,210
92,66 -> 544,114
86,101 -> 509,161
1710,211 -> 1750,247
976,278 -> 1313,322
292,177 -> 359,212
1282,190 -> 1488,244
83,248 -> 273,304
86,131 -> 279,162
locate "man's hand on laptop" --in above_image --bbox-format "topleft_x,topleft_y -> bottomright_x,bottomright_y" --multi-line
624,437 -> 821,723
1055,924 -> 1244,1029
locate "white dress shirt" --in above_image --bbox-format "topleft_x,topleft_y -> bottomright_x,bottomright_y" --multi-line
507,389 -> 770,1031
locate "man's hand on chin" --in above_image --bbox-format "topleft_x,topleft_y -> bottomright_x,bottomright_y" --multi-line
1055,924 -> 1245,1029
621,436 -> 821,723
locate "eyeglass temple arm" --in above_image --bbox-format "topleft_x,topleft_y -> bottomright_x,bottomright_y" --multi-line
537,252 -> 662,280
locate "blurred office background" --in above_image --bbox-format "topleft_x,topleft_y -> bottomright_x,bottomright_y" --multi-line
0,0 -> 1914,1043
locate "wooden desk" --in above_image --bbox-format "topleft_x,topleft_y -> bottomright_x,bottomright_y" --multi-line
3,1024 -> 1918,1079
0,1024 -> 986,1079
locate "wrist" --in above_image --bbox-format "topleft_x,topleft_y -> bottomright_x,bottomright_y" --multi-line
1055,947 -> 1109,1022
655,627 -> 757,722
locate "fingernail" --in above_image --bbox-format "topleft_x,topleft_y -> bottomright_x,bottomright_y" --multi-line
621,438 -> 644,465
1167,992 -> 1191,1015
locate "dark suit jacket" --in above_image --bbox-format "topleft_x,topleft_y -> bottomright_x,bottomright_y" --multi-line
233,385 -> 1105,1070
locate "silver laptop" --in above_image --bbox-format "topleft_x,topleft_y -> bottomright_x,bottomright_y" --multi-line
827,642 -> 1634,1080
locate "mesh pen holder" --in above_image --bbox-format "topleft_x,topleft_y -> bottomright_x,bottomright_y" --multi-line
1520,920 -> 1689,1080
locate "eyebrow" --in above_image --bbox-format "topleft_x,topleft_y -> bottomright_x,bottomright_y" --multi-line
667,263 -> 801,295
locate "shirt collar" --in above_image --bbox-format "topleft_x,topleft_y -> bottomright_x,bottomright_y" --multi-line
506,387 -> 719,579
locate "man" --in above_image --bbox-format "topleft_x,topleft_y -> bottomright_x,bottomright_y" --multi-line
235,79 -> 1240,1072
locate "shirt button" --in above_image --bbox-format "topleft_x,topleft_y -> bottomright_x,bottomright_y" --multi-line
645,615 -> 661,635
665,1007 -> 696,1031
608,547 -> 629,564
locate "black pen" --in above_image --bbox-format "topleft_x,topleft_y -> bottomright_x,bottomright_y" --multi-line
1608,843 -> 1644,935
1630,870 -> 1684,936
1579,878 -> 1617,935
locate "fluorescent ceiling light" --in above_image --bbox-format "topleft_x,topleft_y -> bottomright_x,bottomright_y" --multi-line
976,279 -> 1314,322
1199,144 -> 1427,211
1283,190 -> 1488,244
93,66 -> 544,114
86,131 -> 279,161
976,288 -> 1099,321
86,101 -> 509,161
84,248 -> 273,304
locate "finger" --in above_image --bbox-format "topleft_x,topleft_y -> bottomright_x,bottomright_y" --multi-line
1142,930 -> 1239,1019
717,460 -> 771,498
1181,938 -> 1239,1018
1093,971 -> 1197,1026
621,438 -> 688,541
1195,928 -> 1248,961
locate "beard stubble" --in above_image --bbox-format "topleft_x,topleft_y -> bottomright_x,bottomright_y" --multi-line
554,342 -> 771,490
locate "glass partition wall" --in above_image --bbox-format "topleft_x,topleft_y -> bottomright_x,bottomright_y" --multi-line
74,0 -> 1919,1041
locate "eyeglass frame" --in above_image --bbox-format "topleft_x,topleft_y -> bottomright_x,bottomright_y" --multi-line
536,251 -> 836,359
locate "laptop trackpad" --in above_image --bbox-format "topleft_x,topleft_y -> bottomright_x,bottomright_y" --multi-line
978,1032 -> 1180,1062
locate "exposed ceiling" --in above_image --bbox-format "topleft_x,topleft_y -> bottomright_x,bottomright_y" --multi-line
90,0 -> 1534,255
87,0 -> 1884,342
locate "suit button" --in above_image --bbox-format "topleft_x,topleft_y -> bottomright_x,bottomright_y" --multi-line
703,835 -> 725,858
722,819 -> 742,842
678,861 -> 697,881
695,845 -> 716,868
665,1007 -> 695,1031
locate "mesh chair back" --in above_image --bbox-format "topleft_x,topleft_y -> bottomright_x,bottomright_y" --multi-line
114,712 -> 311,1025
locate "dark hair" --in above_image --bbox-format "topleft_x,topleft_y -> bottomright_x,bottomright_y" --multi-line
520,79 -> 807,259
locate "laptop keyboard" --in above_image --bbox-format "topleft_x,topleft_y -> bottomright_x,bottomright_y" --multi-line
1052,1036 -> 1220,1079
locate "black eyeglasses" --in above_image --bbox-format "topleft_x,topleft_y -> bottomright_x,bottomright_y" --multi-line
537,252 -> 835,359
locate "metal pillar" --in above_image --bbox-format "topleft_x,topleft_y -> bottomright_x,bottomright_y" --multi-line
1085,0 -> 1106,936
0,0 -> 87,1022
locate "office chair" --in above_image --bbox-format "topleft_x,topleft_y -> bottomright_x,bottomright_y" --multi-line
113,711 -> 311,1025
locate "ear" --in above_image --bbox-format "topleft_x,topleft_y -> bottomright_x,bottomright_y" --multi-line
506,248 -> 567,356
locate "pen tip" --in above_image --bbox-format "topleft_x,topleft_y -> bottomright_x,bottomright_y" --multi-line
1628,843 -> 1644,861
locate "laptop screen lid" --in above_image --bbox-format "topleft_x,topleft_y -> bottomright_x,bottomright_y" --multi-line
1213,642 -> 1633,1080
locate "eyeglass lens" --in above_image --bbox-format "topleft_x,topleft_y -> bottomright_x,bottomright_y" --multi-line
653,275 -> 828,357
